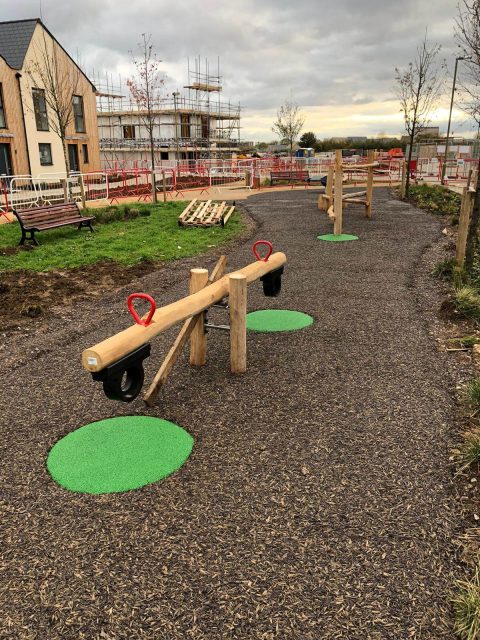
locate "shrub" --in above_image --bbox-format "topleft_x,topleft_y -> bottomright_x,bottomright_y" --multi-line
453,564 -> 480,640
467,379 -> 480,411
433,258 -> 458,281
409,184 -> 462,217
456,429 -> 480,470
455,286 -> 480,324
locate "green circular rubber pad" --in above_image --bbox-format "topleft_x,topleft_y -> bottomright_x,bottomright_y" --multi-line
317,233 -> 359,242
246,309 -> 314,332
47,416 -> 194,494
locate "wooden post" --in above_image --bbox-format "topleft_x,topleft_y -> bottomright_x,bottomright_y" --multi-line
61,178 -> 68,203
79,175 -> 86,209
189,268 -> 208,366
366,150 -> 374,218
162,170 -> 167,202
400,161 -> 407,200
229,274 -> 247,374
457,188 -> 474,267
333,149 -> 343,235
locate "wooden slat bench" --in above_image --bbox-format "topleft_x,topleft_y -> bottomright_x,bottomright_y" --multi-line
270,170 -> 310,187
13,201 -> 95,246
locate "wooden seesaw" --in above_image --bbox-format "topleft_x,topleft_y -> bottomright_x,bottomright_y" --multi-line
82,241 -> 287,406
318,149 -> 377,236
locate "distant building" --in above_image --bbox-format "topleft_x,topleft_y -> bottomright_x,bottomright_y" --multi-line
401,126 -> 441,145
0,19 -> 100,177
95,61 -> 242,168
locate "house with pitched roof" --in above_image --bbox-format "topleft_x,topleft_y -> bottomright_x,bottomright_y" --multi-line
0,19 -> 100,177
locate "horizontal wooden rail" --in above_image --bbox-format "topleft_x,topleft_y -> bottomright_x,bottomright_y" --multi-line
83,252 -> 287,372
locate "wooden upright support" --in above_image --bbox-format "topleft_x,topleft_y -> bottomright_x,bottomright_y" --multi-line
189,268 -> 209,366
333,149 -> 343,235
143,256 -> 227,406
457,188 -> 475,267
365,150 -> 375,218
229,274 -> 247,374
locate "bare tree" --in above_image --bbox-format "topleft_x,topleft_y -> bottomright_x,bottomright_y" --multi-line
24,30 -> 81,175
272,100 -> 305,159
455,1 -> 480,270
455,1 -> 480,125
395,34 -> 444,197
127,34 -> 164,202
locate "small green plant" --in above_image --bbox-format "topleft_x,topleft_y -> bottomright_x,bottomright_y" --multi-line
452,564 -> 480,640
467,379 -> 480,411
448,336 -> 480,348
433,258 -> 458,281
455,286 -> 480,324
456,430 -> 480,470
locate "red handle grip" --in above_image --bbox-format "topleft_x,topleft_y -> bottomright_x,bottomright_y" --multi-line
253,240 -> 273,262
127,293 -> 156,326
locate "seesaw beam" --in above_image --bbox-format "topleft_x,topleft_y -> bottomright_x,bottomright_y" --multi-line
82,251 -> 287,373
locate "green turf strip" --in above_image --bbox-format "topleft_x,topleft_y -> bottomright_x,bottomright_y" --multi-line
47,416 -> 194,494
246,309 -> 314,333
317,233 -> 359,242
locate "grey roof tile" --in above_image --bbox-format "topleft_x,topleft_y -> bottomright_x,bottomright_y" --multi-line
0,19 -> 38,69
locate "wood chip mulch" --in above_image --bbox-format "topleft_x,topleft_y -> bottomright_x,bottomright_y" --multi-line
0,189 -> 461,639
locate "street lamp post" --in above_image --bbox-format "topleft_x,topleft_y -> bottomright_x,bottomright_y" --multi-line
442,56 -> 472,184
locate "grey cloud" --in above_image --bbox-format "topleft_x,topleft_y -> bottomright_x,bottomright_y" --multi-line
1,0 -> 469,137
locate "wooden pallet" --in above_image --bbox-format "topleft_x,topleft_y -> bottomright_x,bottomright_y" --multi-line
178,199 -> 235,227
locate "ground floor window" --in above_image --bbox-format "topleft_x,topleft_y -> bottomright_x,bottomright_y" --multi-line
39,143 -> 53,166
82,144 -> 89,163
160,152 -> 168,160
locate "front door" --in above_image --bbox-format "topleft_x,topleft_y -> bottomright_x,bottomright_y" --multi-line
0,143 -> 12,176
68,144 -> 79,173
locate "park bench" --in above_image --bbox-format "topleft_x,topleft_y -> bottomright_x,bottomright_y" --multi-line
13,201 -> 95,246
270,170 -> 310,187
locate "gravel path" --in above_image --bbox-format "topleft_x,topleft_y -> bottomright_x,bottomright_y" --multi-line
0,189 -> 460,639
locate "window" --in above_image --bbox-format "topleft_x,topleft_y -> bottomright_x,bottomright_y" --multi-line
32,88 -> 48,131
123,125 -> 135,139
201,116 -> 209,139
38,143 -> 52,166
160,152 -> 168,161
72,95 -> 85,133
82,144 -> 89,163
180,113 -> 191,138
0,85 -> 6,128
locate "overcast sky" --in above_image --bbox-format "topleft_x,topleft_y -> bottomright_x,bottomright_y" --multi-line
2,0 -> 475,141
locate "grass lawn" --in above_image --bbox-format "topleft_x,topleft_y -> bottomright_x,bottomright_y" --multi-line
0,201 -> 245,272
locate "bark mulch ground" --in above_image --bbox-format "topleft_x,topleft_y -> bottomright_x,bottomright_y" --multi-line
0,189 -> 461,639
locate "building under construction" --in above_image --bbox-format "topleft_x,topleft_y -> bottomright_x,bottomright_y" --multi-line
94,58 -> 242,169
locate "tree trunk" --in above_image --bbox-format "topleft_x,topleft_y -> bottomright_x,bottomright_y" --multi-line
62,137 -> 70,178
149,129 -> 157,203
405,128 -> 415,198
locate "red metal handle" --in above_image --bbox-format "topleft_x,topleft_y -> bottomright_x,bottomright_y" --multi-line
127,293 -> 156,326
253,240 -> 273,262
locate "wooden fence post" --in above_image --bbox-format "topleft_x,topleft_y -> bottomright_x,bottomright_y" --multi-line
189,268 -> 208,366
457,188 -> 474,267
333,149 -> 343,235
365,150 -> 375,218
229,273 -> 247,374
